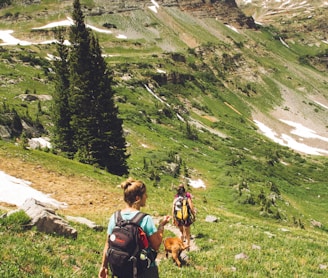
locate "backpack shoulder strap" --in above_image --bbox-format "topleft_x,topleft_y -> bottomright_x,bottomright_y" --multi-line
114,210 -> 125,227
182,196 -> 189,205
115,210 -> 147,227
130,211 -> 148,226
174,196 -> 181,203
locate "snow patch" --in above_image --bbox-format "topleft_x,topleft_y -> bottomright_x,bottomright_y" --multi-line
254,120 -> 328,156
314,101 -> 328,110
156,68 -> 166,73
32,18 -> 73,29
33,17 -> 112,34
279,37 -> 289,48
0,17 -> 117,46
116,34 -> 127,39
28,137 -> 52,149
0,171 -> 67,208
225,25 -> 240,33
187,178 -> 206,189
148,0 -> 160,13
279,119 -> 328,143
0,30 -> 32,46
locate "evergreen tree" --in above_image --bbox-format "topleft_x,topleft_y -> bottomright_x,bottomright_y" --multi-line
87,35 -> 129,175
52,0 -> 129,175
52,28 -> 74,158
68,0 -> 94,163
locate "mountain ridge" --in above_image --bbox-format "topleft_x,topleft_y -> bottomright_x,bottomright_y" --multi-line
88,0 -> 257,29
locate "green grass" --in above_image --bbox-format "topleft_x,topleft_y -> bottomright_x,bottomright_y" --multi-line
0,141 -> 120,187
0,213 -> 103,278
1,196 -> 328,277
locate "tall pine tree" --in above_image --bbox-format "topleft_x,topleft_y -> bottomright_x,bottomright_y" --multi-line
52,0 -> 129,175
87,35 -> 129,175
52,28 -> 74,158
68,0 -> 94,164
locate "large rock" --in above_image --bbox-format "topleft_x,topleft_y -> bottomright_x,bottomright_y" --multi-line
66,215 -> 104,231
205,215 -> 219,223
20,198 -> 77,239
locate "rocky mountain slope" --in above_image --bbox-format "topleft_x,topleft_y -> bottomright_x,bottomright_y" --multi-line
89,0 -> 257,28
0,3 -> 327,277
0,0 -> 327,156
237,0 -> 327,44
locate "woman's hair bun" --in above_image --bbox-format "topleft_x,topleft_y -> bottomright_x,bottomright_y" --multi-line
121,177 -> 135,190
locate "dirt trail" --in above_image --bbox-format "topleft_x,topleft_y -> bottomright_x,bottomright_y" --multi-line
153,217 -> 198,265
154,218 -> 198,252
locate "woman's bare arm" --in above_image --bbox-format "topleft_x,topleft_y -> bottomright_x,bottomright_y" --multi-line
148,215 -> 171,250
98,235 -> 110,278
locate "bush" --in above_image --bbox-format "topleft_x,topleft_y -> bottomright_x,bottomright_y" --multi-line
0,210 -> 31,232
0,0 -> 11,9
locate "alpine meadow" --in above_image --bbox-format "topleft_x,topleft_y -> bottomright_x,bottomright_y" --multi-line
0,0 -> 327,277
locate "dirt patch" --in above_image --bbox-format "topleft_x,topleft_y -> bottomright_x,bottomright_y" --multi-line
0,155 -> 199,264
153,218 -> 198,264
0,156 -> 122,217
202,115 -> 218,122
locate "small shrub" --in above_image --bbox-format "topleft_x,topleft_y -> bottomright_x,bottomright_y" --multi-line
4,11 -> 13,17
0,210 -> 31,232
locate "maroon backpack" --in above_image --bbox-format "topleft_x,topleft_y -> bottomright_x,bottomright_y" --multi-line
107,210 -> 152,278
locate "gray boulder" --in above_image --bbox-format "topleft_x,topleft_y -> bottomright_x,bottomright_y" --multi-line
205,215 -> 219,223
20,198 -> 77,239
66,215 -> 104,231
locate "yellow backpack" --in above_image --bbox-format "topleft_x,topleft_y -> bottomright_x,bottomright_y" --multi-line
175,197 -> 189,221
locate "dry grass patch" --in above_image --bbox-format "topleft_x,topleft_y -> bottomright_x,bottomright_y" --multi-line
0,154 -> 123,218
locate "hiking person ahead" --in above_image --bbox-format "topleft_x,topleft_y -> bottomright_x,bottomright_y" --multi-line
172,184 -> 196,247
99,178 -> 170,278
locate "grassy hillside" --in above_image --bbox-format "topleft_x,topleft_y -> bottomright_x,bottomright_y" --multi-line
0,0 -> 328,277
1,141 -> 328,277
1,140 -> 328,277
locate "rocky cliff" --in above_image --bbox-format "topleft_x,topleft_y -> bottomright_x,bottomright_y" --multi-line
93,0 -> 238,10
91,0 -> 256,28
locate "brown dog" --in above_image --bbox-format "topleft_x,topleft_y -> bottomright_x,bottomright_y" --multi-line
163,237 -> 189,267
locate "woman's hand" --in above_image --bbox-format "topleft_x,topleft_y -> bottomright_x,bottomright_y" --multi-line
161,215 -> 171,226
98,266 -> 108,278
158,215 -> 171,232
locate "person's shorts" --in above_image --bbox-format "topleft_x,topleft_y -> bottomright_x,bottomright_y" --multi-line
176,218 -> 193,227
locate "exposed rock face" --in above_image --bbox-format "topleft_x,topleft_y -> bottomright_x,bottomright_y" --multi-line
179,0 -> 256,28
92,0 -> 256,28
20,198 -> 78,239
0,125 -> 11,139
94,0 -> 238,10
66,215 -> 104,231
7,0 -> 256,29
0,110 -> 46,140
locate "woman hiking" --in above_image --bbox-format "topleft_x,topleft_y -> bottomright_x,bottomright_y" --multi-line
99,178 -> 170,278
172,184 -> 196,247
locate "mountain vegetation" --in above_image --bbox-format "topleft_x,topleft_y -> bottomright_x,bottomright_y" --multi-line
51,0 -> 128,175
0,0 -> 327,277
